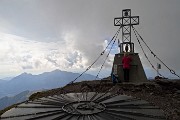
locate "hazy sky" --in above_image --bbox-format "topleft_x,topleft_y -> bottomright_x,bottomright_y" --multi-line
0,0 -> 180,79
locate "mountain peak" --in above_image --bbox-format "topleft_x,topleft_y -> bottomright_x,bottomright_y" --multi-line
52,69 -> 62,73
22,72 -> 28,75
21,72 -> 32,76
14,72 -> 33,78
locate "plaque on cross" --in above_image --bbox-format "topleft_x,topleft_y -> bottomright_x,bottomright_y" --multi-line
114,9 -> 139,53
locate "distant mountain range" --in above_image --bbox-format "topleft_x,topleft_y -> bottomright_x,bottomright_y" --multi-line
0,69 -> 97,99
0,90 -> 31,110
0,70 -> 98,110
0,80 -> 7,84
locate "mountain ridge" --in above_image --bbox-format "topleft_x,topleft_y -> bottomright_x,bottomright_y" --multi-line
0,90 -> 31,110
0,69 -> 98,98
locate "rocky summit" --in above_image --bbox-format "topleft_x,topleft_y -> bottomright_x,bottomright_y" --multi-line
28,79 -> 180,120
1,79 -> 180,120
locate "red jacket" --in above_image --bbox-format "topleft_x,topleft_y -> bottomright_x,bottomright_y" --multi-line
122,56 -> 132,69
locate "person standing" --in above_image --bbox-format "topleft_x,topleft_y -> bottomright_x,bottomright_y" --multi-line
122,52 -> 132,82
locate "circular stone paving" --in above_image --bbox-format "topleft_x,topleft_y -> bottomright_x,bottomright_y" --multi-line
0,92 -> 166,120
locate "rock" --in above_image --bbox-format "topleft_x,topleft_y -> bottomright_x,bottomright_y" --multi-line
176,90 -> 180,94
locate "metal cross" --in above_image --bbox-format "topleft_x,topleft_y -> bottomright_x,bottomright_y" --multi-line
114,9 -> 139,43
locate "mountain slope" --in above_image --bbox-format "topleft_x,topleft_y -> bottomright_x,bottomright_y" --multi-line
0,90 -> 30,110
0,69 -> 97,98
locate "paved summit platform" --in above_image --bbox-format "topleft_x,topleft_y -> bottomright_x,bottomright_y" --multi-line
1,92 -> 166,120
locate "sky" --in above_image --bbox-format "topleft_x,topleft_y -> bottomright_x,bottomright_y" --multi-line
0,0 -> 180,79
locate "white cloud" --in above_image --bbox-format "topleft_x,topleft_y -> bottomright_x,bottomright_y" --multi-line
0,0 -> 179,79
0,32 -> 111,77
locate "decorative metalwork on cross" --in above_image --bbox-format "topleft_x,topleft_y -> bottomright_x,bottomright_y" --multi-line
114,9 -> 139,53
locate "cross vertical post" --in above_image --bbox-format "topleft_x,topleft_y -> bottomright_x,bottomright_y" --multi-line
114,9 -> 139,53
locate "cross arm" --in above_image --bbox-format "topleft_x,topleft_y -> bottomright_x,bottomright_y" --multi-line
114,16 -> 139,26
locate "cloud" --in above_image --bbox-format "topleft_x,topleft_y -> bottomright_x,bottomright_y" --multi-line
0,32 -> 111,76
0,0 -> 180,78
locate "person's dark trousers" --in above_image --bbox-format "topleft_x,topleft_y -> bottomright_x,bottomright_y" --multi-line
123,69 -> 130,82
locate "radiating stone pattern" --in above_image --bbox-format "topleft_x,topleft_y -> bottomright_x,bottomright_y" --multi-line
1,92 -> 166,120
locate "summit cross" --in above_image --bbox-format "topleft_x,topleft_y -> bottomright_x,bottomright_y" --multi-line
114,9 -> 139,43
